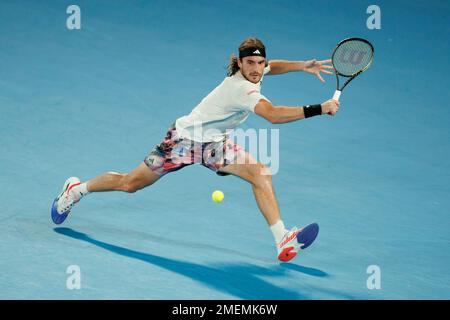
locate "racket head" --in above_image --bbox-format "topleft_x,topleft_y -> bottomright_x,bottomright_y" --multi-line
332,37 -> 374,77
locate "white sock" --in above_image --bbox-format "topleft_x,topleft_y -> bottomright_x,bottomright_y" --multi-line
72,182 -> 90,199
270,220 -> 288,244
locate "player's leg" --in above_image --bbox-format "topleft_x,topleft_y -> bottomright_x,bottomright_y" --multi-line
76,122 -> 181,195
217,152 -> 280,226
216,151 -> 319,262
51,122 -> 191,224
86,162 -> 161,193
51,162 -> 162,225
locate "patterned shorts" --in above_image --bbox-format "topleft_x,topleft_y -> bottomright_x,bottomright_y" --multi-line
144,123 -> 246,177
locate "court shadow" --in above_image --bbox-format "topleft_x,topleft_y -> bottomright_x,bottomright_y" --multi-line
54,227 -> 307,299
279,263 -> 330,278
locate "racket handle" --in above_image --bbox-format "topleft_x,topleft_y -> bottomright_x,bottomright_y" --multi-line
327,90 -> 341,115
332,90 -> 341,101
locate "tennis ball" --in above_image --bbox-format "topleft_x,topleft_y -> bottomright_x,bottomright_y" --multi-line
212,190 -> 224,203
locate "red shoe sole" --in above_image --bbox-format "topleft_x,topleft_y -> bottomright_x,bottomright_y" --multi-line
277,246 -> 297,262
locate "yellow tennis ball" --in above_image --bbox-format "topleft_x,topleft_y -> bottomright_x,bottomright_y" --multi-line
212,190 -> 224,203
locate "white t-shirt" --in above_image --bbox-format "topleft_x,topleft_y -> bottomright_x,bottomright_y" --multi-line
175,65 -> 271,142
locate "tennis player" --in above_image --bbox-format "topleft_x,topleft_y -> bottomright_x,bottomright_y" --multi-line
51,37 -> 339,262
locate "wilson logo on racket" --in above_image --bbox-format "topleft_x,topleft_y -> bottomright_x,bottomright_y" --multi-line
330,37 -> 374,102
338,49 -> 368,65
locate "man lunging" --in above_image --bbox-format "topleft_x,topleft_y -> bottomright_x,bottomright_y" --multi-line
51,37 -> 340,262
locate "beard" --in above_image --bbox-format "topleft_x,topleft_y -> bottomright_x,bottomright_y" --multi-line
243,71 -> 262,83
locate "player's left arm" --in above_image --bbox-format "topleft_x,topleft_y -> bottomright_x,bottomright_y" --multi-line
267,59 -> 334,82
254,99 -> 339,124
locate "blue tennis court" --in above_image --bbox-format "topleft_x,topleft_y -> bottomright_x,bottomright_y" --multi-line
1,0 -> 449,299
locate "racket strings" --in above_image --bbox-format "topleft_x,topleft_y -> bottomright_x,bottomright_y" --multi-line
332,40 -> 373,77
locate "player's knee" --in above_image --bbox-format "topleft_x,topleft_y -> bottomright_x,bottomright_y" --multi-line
260,164 -> 273,178
120,176 -> 143,193
251,163 -> 272,186
122,183 -> 139,193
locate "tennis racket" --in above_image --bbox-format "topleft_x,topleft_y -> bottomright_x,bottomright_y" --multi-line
331,37 -> 374,101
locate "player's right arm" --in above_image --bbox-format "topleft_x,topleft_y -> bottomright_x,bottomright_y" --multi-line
254,99 -> 340,124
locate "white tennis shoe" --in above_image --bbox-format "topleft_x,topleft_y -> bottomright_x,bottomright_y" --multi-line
51,177 -> 81,224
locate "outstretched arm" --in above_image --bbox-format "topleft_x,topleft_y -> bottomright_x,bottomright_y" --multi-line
255,99 -> 340,124
267,59 -> 334,82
